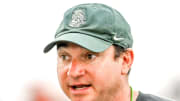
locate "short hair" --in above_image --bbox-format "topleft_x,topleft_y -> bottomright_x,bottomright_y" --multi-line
113,44 -> 131,75
57,43 -> 67,50
113,44 -> 126,59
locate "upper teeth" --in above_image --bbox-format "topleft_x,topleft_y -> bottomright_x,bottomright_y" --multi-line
75,86 -> 87,90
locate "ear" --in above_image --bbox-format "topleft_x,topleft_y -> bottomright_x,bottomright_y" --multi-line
121,48 -> 134,75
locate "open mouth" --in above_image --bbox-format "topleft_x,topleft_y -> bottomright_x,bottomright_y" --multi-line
70,84 -> 91,90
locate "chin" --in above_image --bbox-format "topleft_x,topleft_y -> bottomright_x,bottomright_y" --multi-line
70,95 -> 96,101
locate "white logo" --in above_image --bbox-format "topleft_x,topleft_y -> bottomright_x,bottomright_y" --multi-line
69,9 -> 86,27
113,34 -> 124,41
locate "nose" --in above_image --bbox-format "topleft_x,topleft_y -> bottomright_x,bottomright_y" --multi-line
67,60 -> 85,78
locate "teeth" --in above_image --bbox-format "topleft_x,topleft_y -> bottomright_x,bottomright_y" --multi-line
75,86 -> 87,90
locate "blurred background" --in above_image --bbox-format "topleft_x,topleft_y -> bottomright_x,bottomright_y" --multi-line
0,0 -> 179,101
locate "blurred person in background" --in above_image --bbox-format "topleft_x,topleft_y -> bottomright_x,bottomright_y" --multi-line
44,3 -> 174,101
23,81 -> 67,101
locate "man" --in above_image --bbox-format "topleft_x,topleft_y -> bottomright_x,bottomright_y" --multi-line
44,3 -> 173,101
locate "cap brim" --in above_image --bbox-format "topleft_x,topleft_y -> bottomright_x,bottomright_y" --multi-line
43,33 -> 112,53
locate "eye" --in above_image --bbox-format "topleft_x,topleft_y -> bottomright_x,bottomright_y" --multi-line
60,55 -> 70,61
86,53 -> 96,60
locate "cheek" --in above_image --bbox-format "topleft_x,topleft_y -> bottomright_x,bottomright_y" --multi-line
57,63 -> 68,87
93,61 -> 122,85
57,60 -> 69,78
89,63 -> 111,85
57,66 -> 70,96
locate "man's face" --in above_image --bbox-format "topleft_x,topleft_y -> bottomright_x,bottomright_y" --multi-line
57,43 -> 127,101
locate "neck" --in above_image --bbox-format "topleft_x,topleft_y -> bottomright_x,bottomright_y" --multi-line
115,87 -> 139,101
108,84 -> 131,101
111,81 -> 139,101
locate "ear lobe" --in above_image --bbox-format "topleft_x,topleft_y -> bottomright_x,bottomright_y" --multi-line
121,48 -> 134,75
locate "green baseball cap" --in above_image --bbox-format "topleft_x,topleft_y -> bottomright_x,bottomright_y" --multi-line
44,3 -> 133,53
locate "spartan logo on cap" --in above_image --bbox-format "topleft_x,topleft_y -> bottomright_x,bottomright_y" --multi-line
69,9 -> 87,27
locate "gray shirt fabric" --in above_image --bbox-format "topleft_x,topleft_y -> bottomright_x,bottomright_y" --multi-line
136,92 -> 174,101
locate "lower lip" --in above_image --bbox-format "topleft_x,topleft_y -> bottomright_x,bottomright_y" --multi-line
69,86 -> 91,95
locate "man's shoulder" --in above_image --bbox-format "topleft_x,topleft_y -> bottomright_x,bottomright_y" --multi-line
136,91 -> 175,101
